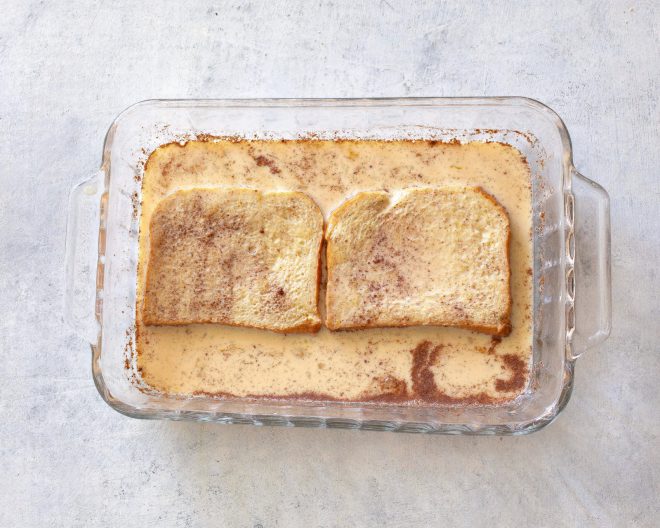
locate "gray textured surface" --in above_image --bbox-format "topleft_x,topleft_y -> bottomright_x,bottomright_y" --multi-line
1,1 -> 658,526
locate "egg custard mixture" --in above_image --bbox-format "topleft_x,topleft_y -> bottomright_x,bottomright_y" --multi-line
136,139 -> 532,405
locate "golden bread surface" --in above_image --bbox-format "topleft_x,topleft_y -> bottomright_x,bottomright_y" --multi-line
143,188 -> 323,333
325,187 -> 511,335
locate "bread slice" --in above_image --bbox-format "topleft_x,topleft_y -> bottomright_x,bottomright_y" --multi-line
325,187 -> 511,336
143,188 -> 324,333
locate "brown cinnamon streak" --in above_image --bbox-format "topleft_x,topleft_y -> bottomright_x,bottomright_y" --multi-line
189,340 -> 528,407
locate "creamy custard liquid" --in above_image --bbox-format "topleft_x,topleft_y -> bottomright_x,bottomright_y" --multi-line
136,140 -> 532,403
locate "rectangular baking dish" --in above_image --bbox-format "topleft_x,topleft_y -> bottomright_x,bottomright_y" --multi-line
65,98 -> 611,434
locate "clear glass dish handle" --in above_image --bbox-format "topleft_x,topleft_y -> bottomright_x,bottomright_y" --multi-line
64,170 -> 105,345
570,170 -> 612,359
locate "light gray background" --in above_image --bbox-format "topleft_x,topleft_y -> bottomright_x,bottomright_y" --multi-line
1,1 -> 658,526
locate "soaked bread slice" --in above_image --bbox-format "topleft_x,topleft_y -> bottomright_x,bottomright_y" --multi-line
143,188 -> 323,333
325,187 -> 511,336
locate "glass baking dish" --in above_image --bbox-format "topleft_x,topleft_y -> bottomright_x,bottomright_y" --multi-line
65,98 -> 611,434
